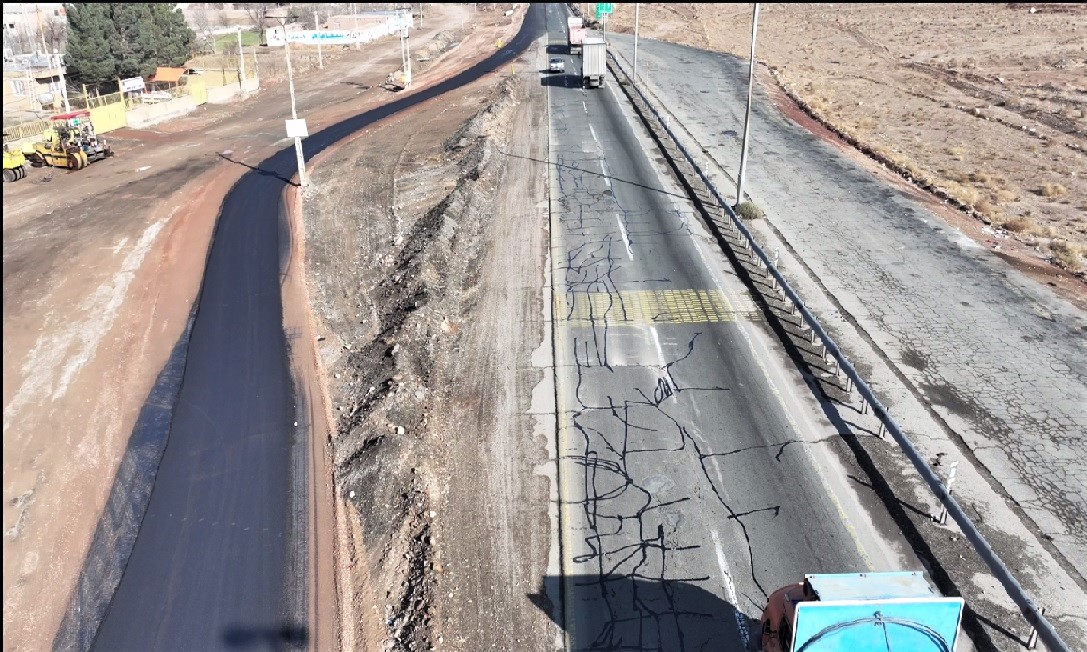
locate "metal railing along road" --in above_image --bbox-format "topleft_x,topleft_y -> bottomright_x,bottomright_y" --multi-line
601,38 -> 1071,652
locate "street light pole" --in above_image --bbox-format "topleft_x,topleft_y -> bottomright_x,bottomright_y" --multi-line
401,26 -> 412,87
314,10 -> 323,69
237,27 -> 248,94
735,3 -> 759,207
633,3 -> 640,88
352,3 -> 361,50
55,49 -> 70,112
283,35 -> 308,187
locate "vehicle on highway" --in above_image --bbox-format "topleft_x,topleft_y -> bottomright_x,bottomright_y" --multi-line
581,37 -> 606,88
549,57 -> 566,73
761,572 -> 964,652
567,16 -> 585,54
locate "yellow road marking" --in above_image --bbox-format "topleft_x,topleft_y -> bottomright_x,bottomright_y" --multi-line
555,289 -> 760,325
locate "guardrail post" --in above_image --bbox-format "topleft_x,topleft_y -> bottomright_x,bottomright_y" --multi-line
1027,607 -> 1045,650
936,461 -> 959,525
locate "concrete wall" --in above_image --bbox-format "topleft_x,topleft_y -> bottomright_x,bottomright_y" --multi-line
125,97 -> 199,129
206,77 -> 259,104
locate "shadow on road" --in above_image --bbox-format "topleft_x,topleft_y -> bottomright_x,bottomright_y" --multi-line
217,153 -> 298,187
539,71 -> 578,88
221,622 -> 308,650
528,574 -> 760,651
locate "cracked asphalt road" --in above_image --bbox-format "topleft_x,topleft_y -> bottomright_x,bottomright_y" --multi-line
544,6 -> 912,650
605,33 -> 1087,583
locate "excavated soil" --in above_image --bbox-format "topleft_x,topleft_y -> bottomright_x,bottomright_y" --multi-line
299,45 -> 555,651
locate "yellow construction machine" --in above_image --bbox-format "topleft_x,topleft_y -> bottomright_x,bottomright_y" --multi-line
24,110 -> 113,171
3,134 -> 28,182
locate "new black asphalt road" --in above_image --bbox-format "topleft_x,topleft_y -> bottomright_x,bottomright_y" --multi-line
542,5 -> 904,650
90,7 -> 546,650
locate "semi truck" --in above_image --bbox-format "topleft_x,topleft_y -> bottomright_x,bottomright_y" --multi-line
761,572 -> 964,652
581,37 -> 606,88
567,16 -> 585,54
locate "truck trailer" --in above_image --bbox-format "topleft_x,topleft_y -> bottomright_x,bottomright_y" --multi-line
581,37 -> 606,88
761,572 -> 964,652
567,16 -> 585,54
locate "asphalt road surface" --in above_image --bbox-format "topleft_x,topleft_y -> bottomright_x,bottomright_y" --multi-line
605,30 -> 1087,584
91,8 -> 546,650
543,5 -> 910,650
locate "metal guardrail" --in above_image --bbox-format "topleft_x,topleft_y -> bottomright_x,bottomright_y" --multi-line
603,45 -> 1071,652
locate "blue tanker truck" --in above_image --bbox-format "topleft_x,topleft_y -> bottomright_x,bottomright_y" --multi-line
760,571 -> 965,652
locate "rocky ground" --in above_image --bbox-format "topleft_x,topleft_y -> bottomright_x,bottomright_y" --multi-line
602,3 -> 1086,276
297,8 -> 556,651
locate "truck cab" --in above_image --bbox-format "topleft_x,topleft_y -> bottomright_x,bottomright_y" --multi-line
761,572 -> 964,652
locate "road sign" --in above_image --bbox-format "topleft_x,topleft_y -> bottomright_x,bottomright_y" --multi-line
595,3 -> 614,19
285,118 -> 308,139
120,76 -> 145,93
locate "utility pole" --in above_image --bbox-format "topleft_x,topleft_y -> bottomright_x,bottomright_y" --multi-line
283,34 -> 308,187
54,49 -> 70,112
401,26 -> 411,87
633,3 -> 640,88
237,27 -> 248,93
352,2 -> 361,50
314,10 -> 323,69
735,3 -> 759,207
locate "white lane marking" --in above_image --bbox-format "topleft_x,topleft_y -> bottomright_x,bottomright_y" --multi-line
600,158 -> 612,188
711,529 -> 752,650
648,325 -> 667,369
589,124 -> 600,146
615,214 -> 634,260
582,100 -> 588,113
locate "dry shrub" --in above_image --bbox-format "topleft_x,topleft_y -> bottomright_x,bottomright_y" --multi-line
1039,183 -> 1068,198
945,146 -> 966,160
969,171 -> 992,185
1001,216 -> 1039,234
994,188 -> 1018,204
1048,240 -> 1085,272
950,184 -> 981,207
975,198 -> 998,216
735,201 -> 766,220
946,169 -> 970,183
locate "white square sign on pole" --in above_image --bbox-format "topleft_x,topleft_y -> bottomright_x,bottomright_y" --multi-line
285,118 -> 309,139
120,76 -> 145,92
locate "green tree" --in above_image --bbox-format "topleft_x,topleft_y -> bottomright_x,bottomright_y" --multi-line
64,3 -> 196,87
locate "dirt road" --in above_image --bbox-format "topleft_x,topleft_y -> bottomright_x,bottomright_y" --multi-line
1,5 -> 479,649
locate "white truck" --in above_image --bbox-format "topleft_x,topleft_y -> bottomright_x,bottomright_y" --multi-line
567,16 -> 585,54
581,37 -> 606,88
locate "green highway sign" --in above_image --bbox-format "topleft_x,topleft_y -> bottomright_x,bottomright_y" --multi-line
595,3 -> 614,19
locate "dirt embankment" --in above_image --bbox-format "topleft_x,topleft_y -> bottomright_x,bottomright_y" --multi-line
300,56 -> 554,650
603,3 -> 1086,277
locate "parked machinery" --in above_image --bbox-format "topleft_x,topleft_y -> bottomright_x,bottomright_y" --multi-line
25,110 -> 113,171
3,133 -> 28,182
